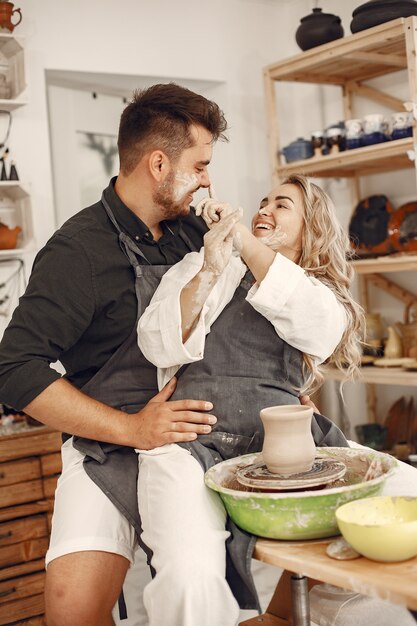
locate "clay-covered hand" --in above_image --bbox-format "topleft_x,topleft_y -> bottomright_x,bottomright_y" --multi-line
195,184 -> 242,229
202,209 -> 242,276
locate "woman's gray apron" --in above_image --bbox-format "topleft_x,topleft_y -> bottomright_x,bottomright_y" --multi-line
72,194 -> 348,614
172,272 -> 349,610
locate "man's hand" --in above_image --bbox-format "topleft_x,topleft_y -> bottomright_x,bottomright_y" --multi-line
132,377 -> 217,449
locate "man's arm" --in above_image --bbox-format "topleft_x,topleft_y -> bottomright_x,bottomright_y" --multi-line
0,235 -> 216,446
180,210 -> 241,341
24,377 -> 216,449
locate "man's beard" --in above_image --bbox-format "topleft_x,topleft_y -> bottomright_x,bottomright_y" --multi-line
154,169 -> 193,220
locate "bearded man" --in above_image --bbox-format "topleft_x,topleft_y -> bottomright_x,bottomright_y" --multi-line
0,83 -> 230,626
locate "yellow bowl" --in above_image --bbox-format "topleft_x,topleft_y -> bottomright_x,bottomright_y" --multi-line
336,496 -> 417,562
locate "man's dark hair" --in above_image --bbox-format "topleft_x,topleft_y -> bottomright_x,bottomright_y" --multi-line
118,83 -> 228,175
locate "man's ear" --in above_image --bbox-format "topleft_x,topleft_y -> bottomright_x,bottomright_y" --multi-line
149,150 -> 169,182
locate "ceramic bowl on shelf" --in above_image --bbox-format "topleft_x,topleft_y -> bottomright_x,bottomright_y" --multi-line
336,496 -> 417,562
350,0 -> 417,34
280,137 -> 313,163
205,447 -> 396,540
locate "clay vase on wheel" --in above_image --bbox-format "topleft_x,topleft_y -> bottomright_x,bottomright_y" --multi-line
260,405 -> 316,476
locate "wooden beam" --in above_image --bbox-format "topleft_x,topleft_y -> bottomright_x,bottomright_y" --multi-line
366,273 -> 417,306
347,81 -> 405,111
345,51 -> 406,67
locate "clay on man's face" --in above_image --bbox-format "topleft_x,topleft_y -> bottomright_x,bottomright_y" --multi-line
154,125 -> 213,220
251,184 -> 304,261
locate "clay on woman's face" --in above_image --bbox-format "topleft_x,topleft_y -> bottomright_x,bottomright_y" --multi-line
251,184 -> 304,261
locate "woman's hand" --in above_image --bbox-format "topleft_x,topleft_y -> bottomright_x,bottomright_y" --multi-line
195,185 -> 242,229
202,210 -> 242,276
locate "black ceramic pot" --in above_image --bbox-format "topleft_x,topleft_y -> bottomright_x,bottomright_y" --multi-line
295,7 -> 344,51
351,0 -> 417,34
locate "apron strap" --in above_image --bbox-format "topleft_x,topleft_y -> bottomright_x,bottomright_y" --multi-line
118,589 -> 128,621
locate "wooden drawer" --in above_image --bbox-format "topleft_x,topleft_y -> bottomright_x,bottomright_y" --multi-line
0,502 -> 50,525
0,592 -> 44,625
0,571 -> 45,606
0,429 -> 61,463
42,476 -> 58,500
0,516 -> 48,548
0,458 -> 41,487
0,538 -> 49,569
40,453 -> 61,477
0,480 -> 44,509
0,558 -> 44,583
7,616 -> 45,626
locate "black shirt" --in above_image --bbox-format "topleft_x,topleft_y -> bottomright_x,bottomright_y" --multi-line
0,178 -> 207,411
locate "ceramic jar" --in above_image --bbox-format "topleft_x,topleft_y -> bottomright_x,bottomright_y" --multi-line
0,222 -> 21,249
260,405 -> 315,476
364,312 -> 385,356
345,118 -> 363,149
311,130 -> 324,157
391,111 -> 413,140
384,326 -> 403,358
0,2 -> 22,33
351,0 -> 417,34
295,7 -> 344,51
326,127 -> 344,154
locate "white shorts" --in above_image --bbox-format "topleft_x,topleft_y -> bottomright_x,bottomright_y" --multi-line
45,437 -> 138,567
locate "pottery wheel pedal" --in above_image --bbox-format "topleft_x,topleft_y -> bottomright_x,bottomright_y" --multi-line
236,458 -> 346,491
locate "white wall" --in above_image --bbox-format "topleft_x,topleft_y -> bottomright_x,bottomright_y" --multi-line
7,0 -> 417,434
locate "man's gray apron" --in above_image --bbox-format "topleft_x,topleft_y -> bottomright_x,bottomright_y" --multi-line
73,194 -> 348,614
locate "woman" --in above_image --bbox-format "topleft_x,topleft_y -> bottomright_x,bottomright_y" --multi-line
136,175 -> 363,625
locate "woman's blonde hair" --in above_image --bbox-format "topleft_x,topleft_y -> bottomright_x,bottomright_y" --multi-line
281,174 -> 364,393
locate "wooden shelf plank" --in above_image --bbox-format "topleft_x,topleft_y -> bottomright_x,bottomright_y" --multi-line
352,254 -> 417,273
264,18 -> 410,85
324,366 -> 417,386
254,538 -> 417,611
275,138 -> 414,178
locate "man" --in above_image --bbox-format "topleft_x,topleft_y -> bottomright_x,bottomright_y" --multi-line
0,83 -> 230,625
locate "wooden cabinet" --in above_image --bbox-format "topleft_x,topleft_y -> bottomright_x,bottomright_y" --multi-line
0,425 -> 61,625
263,17 -> 417,422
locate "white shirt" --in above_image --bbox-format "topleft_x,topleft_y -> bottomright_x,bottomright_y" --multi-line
138,249 -> 347,389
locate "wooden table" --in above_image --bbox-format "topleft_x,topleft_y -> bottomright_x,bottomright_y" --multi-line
240,537 -> 417,625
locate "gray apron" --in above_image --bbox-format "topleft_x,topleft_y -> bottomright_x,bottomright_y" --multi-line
172,271 -> 348,610
73,194 -> 348,613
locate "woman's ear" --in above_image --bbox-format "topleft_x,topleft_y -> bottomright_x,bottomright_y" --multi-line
149,150 -> 169,182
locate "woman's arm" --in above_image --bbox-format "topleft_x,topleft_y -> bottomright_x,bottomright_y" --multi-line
179,210 -> 241,341
246,253 -> 347,363
137,217 -> 245,370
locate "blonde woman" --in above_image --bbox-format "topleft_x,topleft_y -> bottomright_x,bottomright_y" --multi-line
135,175 -> 363,624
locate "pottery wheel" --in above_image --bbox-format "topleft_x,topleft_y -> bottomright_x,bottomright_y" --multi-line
236,458 -> 346,491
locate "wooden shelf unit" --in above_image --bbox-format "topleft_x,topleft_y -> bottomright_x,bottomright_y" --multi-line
263,17 -> 417,423
263,16 -> 417,185
272,137 -> 414,178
